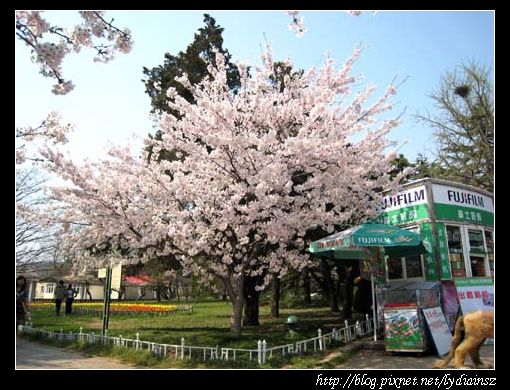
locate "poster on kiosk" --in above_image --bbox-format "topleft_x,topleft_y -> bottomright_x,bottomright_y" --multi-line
454,277 -> 494,345
454,277 -> 494,313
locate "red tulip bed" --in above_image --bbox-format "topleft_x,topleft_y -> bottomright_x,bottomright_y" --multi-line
31,302 -> 193,316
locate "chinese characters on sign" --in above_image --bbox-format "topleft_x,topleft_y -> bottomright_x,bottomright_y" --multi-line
457,290 -> 491,304
454,277 -> 494,314
422,306 -> 452,356
457,209 -> 483,223
380,210 -> 419,225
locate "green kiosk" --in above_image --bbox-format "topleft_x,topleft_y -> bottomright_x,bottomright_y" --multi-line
374,178 -> 494,354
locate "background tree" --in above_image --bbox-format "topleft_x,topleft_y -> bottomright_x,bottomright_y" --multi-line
417,62 -> 494,192
141,255 -> 181,301
411,153 -> 446,180
142,13 -> 240,115
388,154 -> 413,180
388,152 -> 450,184
16,167 -> 61,269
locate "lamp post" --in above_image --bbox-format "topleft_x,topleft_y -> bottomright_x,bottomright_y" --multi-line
102,267 -> 112,336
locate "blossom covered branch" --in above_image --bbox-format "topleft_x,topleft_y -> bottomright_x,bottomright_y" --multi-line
286,10 -> 375,37
15,11 -> 133,95
16,111 -> 73,164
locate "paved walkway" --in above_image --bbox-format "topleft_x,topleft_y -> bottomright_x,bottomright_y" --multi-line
16,338 -> 138,369
334,344 -> 494,369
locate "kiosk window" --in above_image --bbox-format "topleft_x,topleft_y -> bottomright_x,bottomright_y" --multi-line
387,255 -> 424,280
484,230 -> 493,252
387,227 -> 424,281
446,226 -> 462,252
387,257 -> 403,280
468,229 -> 485,253
485,230 -> 494,276
470,256 -> 486,277
405,254 -> 424,278
446,225 -> 466,277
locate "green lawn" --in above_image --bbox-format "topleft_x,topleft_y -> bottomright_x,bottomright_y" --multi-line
26,298 -> 363,368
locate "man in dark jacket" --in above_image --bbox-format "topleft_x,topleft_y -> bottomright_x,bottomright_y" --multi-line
343,262 -> 360,320
353,275 -> 373,316
54,280 -> 66,316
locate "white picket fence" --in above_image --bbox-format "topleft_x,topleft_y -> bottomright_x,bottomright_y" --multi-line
18,315 -> 372,365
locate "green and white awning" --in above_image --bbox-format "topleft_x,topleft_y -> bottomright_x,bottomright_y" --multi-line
309,223 -> 428,259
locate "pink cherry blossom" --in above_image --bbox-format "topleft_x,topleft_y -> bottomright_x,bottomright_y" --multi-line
16,11 -> 133,95
287,11 -> 369,37
16,111 -> 73,164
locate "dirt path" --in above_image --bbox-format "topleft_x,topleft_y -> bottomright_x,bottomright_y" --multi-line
16,338 -> 138,369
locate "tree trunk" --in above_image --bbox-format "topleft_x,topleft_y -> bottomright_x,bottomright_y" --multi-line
243,275 -> 260,326
321,258 -> 339,313
271,275 -> 280,318
175,280 -> 180,301
230,296 -> 243,338
227,276 -> 244,339
303,270 -> 311,304
335,265 -> 345,304
293,274 -> 300,296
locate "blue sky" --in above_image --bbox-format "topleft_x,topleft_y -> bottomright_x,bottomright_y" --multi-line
15,10 -> 494,163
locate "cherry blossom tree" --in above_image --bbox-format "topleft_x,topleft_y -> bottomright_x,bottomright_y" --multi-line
15,11 -> 133,95
31,46 -> 409,338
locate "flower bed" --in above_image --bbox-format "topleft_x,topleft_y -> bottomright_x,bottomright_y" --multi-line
30,301 -> 192,316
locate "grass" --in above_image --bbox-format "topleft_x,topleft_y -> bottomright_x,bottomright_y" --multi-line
25,298 -> 363,368
29,299 -> 350,348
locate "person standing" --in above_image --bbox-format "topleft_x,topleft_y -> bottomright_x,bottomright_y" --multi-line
65,284 -> 77,315
16,276 -> 30,335
343,263 -> 360,320
54,280 -> 66,316
353,275 -> 373,316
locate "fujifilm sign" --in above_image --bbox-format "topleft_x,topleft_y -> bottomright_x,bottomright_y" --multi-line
380,185 -> 427,212
432,184 -> 493,213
